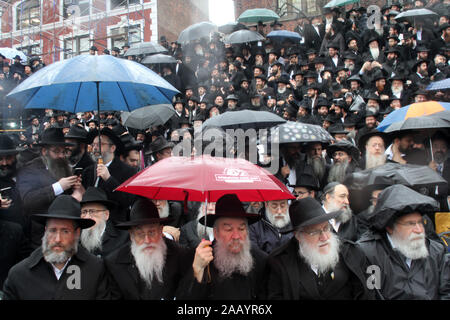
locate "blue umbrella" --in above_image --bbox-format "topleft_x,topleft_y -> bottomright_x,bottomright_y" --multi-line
6,54 -> 179,113
266,30 -> 302,43
426,78 -> 450,91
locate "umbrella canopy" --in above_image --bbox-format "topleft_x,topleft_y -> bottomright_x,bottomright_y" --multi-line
122,104 -> 175,130
116,155 -> 295,202
378,111 -> 450,133
218,22 -> 248,34
177,21 -> 218,44
266,30 -> 302,43
201,110 -> 286,130
426,78 -> 450,91
124,42 -> 168,57
224,30 -> 265,44
324,0 -> 359,8
377,101 -> 450,132
0,47 -> 28,62
141,54 -> 177,65
6,54 -> 179,113
237,8 -> 280,23
394,8 -> 438,23
271,121 -> 335,144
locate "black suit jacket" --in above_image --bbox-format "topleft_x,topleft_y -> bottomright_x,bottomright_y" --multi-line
304,24 -> 325,52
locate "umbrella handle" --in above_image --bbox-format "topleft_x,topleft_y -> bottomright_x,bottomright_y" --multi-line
203,197 -> 212,283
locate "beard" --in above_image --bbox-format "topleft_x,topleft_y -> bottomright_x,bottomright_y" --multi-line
80,218 -> 106,253
307,155 -> 326,180
391,230 -> 429,260
0,161 -> 17,179
266,208 -> 291,229
346,64 -> 355,72
213,236 -> 254,279
367,106 -> 379,114
297,231 -> 341,275
370,47 -> 380,60
91,149 -> 113,163
42,231 -> 78,265
68,144 -> 83,166
327,160 -> 349,183
391,85 -> 403,96
130,237 -> 167,289
158,203 -> 170,218
277,86 -> 287,94
327,200 -> 353,224
418,69 -> 428,77
42,154 -> 72,180
365,152 -> 386,169
434,151 -> 448,164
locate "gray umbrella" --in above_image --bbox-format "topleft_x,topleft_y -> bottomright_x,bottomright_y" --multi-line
141,54 -> 177,65
121,104 -> 175,129
271,121 -> 335,144
224,30 -> 265,44
202,110 -> 286,130
367,184 -> 439,231
177,21 -> 218,44
394,8 -> 438,23
124,42 -> 168,57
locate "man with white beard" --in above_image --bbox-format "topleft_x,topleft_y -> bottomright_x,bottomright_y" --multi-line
177,194 -> 267,300
325,140 -> 361,184
249,199 -> 293,254
266,197 -> 374,300
357,130 -> 390,170
322,182 -> 363,241
2,195 -> 110,300
179,201 -> 216,249
79,187 -> 128,257
357,184 -> 450,299
151,198 -> 185,241
105,198 -> 193,300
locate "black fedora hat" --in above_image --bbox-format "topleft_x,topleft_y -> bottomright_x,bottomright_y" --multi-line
89,127 -> 125,154
0,134 -> 23,156
147,136 -> 174,155
199,194 -> 261,227
326,139 -> 360,160
116,197 -> 173,229
120,133 -> 143,152
283,197 -> 341,233
33,195 -> 95,229
64,125 -> 88,142
80,186 -> 117,212
289,172 -> 320,191
36,127 -> 75,147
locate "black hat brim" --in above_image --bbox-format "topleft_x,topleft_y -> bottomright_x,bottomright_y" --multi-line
199,213 -> 261,228
32,213 -> 95,229
115,217 -> 174,229
282,210 -> 342,234
80,199 -> 117,212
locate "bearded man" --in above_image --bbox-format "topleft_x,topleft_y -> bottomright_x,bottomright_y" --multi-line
64,125 -> 94,171
357,185 -> 450,299
16,128 -> 83,248
326,140 -> 361,184
2,195 -> 110,300
266,197 -> 374,300
357,130 -> 390,170
322,182 -> 363,241
180,202 -> 216,249
177,194 -> 267,300
304,142 -> 330,188
105,198 -> 193,300
249,199 -> 293,254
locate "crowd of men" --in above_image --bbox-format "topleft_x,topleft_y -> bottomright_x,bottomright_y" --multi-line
0,1 -> 450,301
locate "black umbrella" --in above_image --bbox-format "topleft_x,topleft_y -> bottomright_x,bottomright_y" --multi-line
141,54 -> 177,65
124,42 -> 168,57
201,110 -> 286,130
177,21 -> 218,44
224,30 -> 265,44
121,104 -> 175,129
271,121 -> 335,144
218,22 -> 248,34
367,184 -> 439,231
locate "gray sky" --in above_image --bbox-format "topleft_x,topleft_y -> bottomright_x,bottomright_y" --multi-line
209,0 -> 235,25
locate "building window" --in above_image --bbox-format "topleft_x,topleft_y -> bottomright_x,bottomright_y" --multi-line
17,43 -> 41,56
64,35 -> 90,58
277,0 -> 317,17
110,0 -> 140,10
110,24 -> 141,49
63,0 -> 91,19
16,0 -> 40,30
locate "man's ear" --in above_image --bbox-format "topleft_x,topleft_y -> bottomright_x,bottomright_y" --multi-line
104,210 -> 110,221
386,226 -> 393,235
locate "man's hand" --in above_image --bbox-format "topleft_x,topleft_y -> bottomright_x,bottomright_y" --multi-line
163,226 -> 180,242
97,164 -> 111,181
193,239 -> 214,283
58,175 -> 79,191
71,180 -> 85,202
429,160 -> 438,171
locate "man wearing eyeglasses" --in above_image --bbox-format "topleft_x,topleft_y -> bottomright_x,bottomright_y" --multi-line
79,187 -> 128,257
16,127 -> 83,249
357,184 -> 450,299
266,197 -> 374,300
105,198 -> 193,300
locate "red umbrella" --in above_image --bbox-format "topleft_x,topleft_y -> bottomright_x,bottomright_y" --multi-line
116,155 -> 294,202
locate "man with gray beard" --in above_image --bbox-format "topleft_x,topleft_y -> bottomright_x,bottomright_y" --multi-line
266,197 -> 374,300
105,198 -> 193,300
249,199 -> 293,254
177,194 -> 267,300
357,130 -> 390,170
179,201 -> 216,249
2,195 -> 110,300
357,185 -> 450,299
322,182 -> 363,241
79,187 -> 128,257
16,128 -> 83,248
326,140 -> 361,184
304,142 -> 330,189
